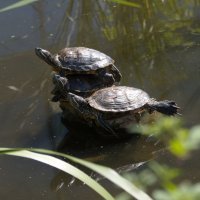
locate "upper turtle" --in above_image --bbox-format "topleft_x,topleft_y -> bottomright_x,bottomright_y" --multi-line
35,47 -> 122,82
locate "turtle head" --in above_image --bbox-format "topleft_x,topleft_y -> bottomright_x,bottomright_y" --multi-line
35,47 -> 61,70
52,74 -> 69,99
53,74 -> 93,122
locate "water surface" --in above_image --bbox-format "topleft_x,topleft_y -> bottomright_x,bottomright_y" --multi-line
0,1 -> 200,199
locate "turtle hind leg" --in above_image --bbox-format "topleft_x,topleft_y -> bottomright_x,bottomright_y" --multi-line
148,100 -> 180,116
96,114 -> 119,138
111,64 -> 122,82
104,73 -> 115,86
97,69 -> 115,86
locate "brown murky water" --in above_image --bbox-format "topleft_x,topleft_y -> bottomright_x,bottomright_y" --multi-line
0,1 -> 200,199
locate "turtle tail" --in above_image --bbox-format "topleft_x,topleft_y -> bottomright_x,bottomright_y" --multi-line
148,100 -> 180,116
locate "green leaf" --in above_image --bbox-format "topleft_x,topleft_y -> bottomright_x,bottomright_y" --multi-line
31,148 -> 153,200
0,148 -> 153,200
0,149 -> 115,200
186,125 -> 200,150
169,139 -> 187,157
0,0 -> 39,13
149,162 -> 180,183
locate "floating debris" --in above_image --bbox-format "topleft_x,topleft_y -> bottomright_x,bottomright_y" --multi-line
7,85 -> 20,91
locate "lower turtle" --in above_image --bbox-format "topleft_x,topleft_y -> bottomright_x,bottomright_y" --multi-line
53,75 -> 180,137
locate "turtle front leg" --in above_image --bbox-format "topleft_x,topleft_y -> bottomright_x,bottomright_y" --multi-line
51,82 -> 63,102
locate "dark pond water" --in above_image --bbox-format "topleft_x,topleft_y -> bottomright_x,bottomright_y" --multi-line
0,1 -> 200,199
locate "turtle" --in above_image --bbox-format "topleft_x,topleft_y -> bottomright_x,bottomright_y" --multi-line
50,73 -> 116,100
35,47 -> 122,88
53,74 -> 180,137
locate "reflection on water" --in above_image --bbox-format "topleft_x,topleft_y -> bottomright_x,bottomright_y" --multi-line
0,0 -> 200,199
50,132 -> 163,200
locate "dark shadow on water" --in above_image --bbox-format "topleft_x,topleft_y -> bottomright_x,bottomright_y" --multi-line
48,116 -> 164,199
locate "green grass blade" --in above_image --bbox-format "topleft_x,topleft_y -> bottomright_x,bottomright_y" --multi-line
0,149 -> 115,200
0,148 -> 152,200
0,0 -> 39,13
108,0 -> 141,8
31,148 -> 153,200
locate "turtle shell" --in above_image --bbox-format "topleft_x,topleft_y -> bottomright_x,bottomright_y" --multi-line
51,73 -> 120,101
35,46 -> 122,82
62,74 -> 114,96
87,86 -> 151,112
58,47 -> 114,72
